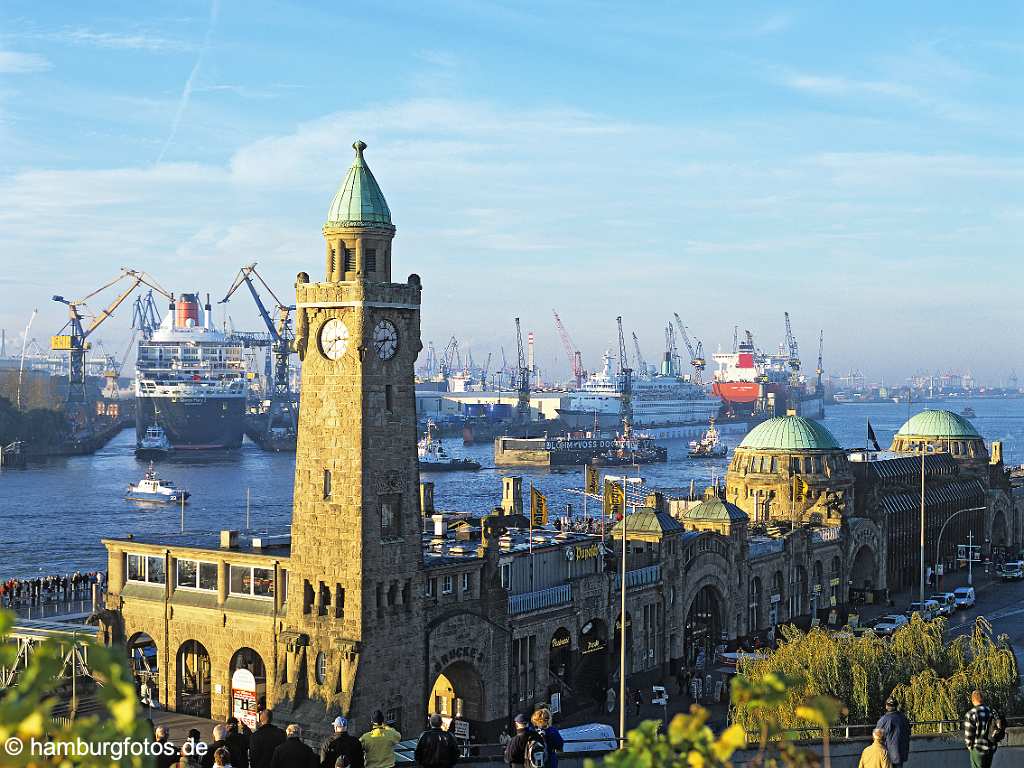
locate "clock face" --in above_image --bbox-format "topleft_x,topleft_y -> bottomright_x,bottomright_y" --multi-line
372,319 -> 399,360
319,318 -> 349,360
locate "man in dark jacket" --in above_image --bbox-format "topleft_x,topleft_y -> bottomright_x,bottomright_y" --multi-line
250,710 -> 288,768
271,724 -> 318,768
875,698 -> 910,767
321,716 -> 365,768
225,717 -> 251,768
201,724 -> 230,768
415,714 -> 460,768
503,715 -> 533,768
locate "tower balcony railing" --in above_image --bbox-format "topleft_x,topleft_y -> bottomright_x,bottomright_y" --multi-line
625,564 -> 660,589
507,584 -> 572,615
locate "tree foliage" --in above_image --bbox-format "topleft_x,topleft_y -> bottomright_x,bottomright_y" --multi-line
732,616 -> 1019,734
0,609 -> 152,767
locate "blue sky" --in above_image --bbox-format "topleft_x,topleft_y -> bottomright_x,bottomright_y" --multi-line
1,2 -> 1021,384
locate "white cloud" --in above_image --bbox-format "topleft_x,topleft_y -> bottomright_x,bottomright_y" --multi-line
0,50 -> 51,73
50,28 -> 194,53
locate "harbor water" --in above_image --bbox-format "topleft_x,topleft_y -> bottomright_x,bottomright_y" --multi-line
1,399 -> 1022,580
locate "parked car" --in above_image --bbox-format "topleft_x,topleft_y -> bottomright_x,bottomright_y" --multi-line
953,586 -> 976,608
997,561 -> 1024,581
906,599 -> 941,621
930,592 -> 956,616
873,614 -> 910,636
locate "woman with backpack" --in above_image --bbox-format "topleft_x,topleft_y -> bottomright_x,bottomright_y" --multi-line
530,708 -> 564,768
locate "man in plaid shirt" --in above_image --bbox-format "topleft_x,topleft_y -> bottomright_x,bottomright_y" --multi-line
963,690 -> 997,768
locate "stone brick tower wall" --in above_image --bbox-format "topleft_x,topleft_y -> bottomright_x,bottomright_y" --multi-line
282,141 -> 427,734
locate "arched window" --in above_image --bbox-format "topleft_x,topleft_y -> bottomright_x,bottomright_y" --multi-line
315,652 -> 327,684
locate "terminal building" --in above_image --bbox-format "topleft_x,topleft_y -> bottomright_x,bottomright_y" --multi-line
97,143 -> 1023,743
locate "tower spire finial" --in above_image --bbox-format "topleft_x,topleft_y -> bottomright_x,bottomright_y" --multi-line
353,139 -> 367,157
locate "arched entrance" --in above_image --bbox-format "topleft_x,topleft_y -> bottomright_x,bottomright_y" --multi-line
429,661 -> 484,722
577,619 -> 608,703
127,632 -> 159,707
229,647 -> 266,730
683,585 -> 722,671
549,627 -> 572,685
992,508 -> 1009,550
176,640 -> 211,718
851,545 -> 875,591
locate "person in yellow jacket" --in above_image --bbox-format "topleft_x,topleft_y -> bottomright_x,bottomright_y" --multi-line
859,728 -> 893,768
360,711 -> 402,768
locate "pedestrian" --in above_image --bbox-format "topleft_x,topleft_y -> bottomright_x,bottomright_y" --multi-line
202,724 -> 230,768
154,725 -> 179,768
271,724 -> 318,768
633,688 -> 642,717
857,728 -> 892,768
359,711 -> 402,768
213,747 -> 234,768
503,715 -> 534,768
249,710 -> 287,768
414,713 -> 460,768
320,716 -> 365,768
530,708 -> 564,768
964,690 -> 1005,768
875,697 -> 910,768
498,726 -> 512,746
225,717 -> 250,768
177,740 -> 203,768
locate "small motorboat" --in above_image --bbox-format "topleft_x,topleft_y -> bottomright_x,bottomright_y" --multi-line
961,406 -> 977,418
136,424 -> 172,459
419,421 -> 480,472
126,463 -> 190,503
688,419 -> 728,459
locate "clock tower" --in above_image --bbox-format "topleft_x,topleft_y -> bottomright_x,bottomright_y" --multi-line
283,140 -> 426,731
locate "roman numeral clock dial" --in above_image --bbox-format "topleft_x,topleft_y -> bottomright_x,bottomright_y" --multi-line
372,319 -> 399,360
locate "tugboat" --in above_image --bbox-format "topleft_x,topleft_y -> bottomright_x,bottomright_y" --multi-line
419,422 -> 481,472
135,424 -> 172,459
125,463 -> 190,503
592,432 -> 668,466
688,419 -> 728,459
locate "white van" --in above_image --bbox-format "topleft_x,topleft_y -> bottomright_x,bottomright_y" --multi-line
906,599 -> 941,621
953,586 -> 976,608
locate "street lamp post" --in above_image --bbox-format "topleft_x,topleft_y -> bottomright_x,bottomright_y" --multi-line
606,473 -> 642,747
935,506 -> 987,590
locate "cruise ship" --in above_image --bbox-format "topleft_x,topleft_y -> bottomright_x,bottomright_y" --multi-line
557,352 -> 719,438
134,294 -> 247,450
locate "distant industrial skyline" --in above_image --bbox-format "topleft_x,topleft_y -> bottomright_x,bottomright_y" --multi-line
1,2 -> 1021,383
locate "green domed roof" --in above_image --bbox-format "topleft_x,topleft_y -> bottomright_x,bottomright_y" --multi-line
684,497 -> 748,523
896,409 -> 980,439
739,415 -> 841,451
326,140 -> 392,227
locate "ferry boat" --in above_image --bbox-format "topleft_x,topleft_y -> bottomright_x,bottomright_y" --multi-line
125,464 -> 189,504
135,424 -> 172,459
687,419 -> 727,459
419,422 -> 481,472
135,293 -> 247,451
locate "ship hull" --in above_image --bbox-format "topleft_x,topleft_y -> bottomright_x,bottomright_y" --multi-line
136,396 -> 245,450
712,381 -> 760,403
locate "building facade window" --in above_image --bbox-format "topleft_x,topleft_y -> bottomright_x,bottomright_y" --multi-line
442,575 -> 453,594
500,563 -> 511,589
380,494 -> 402,541
229,565 -> 274,598
176,559 -> 217,591
323,469 -> 332,500
461,572 -> 470,593
426,578 -> 436,598
315,651 -> 327,684
365,248 -> 377,272
127,554 -> 166,585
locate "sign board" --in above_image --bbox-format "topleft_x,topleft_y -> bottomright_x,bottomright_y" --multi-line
830,578 -> 841,587
958,545 -> 982,563
450,719 -> 470,740
936,564 -> 944,576
230,668 -> 259,731
550,693 -> 561,715
651,685 -> 668,706
770,593 -> 782,604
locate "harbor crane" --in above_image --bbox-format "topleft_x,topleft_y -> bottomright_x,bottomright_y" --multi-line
672,312 -> 705,386
664,323 -> 681,377
631,332 -> 647,378
784,311 -> 800,386
552,310 -> 586,389
51,268 -> 171,412
816,330 -> 824,391
616,316 -> 632,437
439,336 -> 460,378
220,263 -> 297,437
514,318 -> 531,424
423,341 -> 438,378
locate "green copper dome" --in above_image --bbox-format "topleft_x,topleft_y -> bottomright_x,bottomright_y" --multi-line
896,409 -> 980,439
326,140 -> 392,227
738,415 -> 842,451
683,497 -> 748,523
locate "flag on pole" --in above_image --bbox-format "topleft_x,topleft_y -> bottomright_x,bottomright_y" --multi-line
867,420 -> 882,452
531,485 -> 549,527
604,479 -> 625,519
793,476 -> 810,502
585,464 -> 600,496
